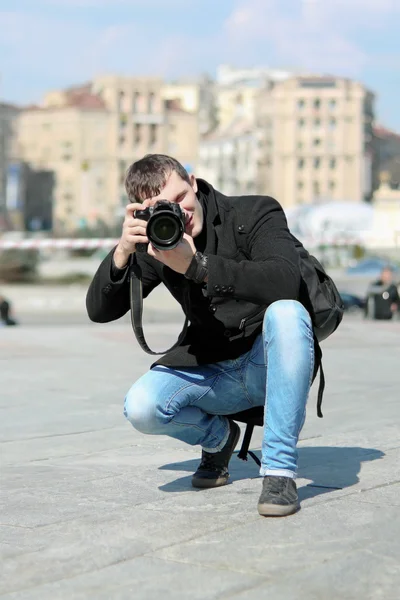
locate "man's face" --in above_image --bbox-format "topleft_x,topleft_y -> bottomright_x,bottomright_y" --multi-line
381,268 -> 393,284
140,170 -> 203,238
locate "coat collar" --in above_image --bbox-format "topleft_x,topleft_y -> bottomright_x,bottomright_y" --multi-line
196,178 -> 225,256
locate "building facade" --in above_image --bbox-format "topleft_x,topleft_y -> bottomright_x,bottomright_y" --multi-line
265,76 -> 376,208
0,102 -> 19,230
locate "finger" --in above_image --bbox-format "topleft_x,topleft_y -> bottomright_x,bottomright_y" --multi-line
125,224 -> 147,236
126,234 -> 148,245
125,202 -> 145,216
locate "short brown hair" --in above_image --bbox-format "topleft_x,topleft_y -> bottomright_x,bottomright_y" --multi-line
125,154 -> 191,202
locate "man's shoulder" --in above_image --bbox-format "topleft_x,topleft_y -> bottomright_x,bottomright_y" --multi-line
217,191 -> 285,225
217,190 -> 282,213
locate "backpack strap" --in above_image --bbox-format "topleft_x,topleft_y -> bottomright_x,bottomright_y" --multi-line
314,339 -> 325,418
236,424 -> 261,466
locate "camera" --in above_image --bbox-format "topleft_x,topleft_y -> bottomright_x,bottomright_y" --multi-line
135,200 -> 185,251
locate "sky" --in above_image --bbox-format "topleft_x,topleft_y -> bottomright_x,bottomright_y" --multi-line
0,0 -> 399,129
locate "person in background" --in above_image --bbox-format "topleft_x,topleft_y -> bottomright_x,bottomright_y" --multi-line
365,267 -> 400,319
0,294 -> 18,326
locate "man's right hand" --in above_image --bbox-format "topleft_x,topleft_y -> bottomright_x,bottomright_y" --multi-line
113,203 -> 149,269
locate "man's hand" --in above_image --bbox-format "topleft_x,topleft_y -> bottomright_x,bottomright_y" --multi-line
114,203 -> 149,268
147,233 -> 196,274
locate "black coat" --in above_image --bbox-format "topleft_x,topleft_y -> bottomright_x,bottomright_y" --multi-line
86,179 -> 309,368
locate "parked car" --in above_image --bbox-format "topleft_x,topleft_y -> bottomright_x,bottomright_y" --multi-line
346,258 -> 400,278
339,292 -> 366,313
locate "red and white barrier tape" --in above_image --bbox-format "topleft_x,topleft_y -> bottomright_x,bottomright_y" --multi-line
0,239 -> 119,250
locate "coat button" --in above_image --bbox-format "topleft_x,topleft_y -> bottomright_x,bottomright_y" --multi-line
228,286 -> 234,293
209,305 -> 217,313
224,329 -> 232,337
214,285 -> 221,292
238,225 -> 244,232
221,286 -> 227,293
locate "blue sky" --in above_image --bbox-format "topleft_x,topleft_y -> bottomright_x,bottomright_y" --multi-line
1,0 -> 399,129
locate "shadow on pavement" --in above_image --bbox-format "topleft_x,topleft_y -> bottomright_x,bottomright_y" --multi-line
158,446 -> 385,500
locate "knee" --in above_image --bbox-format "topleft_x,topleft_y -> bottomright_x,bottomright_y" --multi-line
123,383 -> 162,434
264,300 -> 312,336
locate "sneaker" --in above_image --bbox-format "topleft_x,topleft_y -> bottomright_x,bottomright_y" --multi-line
191,420 -> 241,489
257,476 -> 299,517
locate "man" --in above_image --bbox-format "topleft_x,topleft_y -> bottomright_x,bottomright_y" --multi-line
365,266 -> 400,320
86,154 -> 317,517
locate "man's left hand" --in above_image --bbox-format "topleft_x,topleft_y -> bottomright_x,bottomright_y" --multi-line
147,233 -> 196,274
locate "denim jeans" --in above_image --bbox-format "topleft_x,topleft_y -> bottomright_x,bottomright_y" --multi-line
124,300 -> 315,478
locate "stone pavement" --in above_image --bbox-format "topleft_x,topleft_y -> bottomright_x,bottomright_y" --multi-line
1,315 -> 399,599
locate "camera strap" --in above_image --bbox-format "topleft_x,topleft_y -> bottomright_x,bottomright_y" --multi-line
129,253 -> 189,355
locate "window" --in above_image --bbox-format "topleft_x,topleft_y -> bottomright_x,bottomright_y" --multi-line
297,181 -> 304,190
133,91 -> 140,112
148,92 -> 156,113
298,158 -> 305,169
314,118 -> 321,129
150,124 -> 157,146
313,98 -> 321,110
300,80 -> 336,89
313,181 -> 320,196
119,135 -> 126,146
297,141 -> 304,149
329,158 -> 336,169
329,117 -> 337,130
119,114 -> 128,128
134,124 -> 141,144
118,90 -> 125,112
298,118 -> 305,128
297,99 -> 305,110
329,180 -> 336,191
329,99 -> 337,110
314,157 -> 321,169
313,138 -> 321,147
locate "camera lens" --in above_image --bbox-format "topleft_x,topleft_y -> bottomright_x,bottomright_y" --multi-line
147,213 -> 183,249
151,216 -> 177,241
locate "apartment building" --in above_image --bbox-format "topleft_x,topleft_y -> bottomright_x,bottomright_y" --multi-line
17,89 -> 112,233
16,77 -> 200,233
265,76 -> 376,208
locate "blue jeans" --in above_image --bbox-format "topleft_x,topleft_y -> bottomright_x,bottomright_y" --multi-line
124,300 -> 315,478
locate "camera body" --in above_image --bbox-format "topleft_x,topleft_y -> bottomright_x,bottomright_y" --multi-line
135,200 -> 185,252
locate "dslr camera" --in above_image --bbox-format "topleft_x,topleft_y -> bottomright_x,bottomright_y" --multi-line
135,200 -> 185,252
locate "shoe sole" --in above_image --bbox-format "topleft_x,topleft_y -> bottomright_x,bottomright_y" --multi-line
191,422 -> 241,489
257,502 -> 299,517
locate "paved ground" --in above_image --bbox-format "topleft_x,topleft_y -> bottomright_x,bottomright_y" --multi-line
1,315 -> 400,599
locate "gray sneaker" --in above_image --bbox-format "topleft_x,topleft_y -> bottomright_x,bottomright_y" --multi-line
258,476 -> 299,517
192,421 -> 241,489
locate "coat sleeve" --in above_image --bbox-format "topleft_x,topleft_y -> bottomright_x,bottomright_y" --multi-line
206,199 -> 301,305
86,247 -> 161,323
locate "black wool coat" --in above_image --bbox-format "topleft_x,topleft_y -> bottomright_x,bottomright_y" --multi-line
86,179 -> 311,368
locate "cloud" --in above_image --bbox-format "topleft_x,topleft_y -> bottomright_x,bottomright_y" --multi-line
222,0 -> 398,76
0,0 -> 398,108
